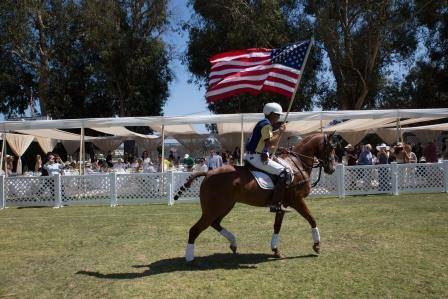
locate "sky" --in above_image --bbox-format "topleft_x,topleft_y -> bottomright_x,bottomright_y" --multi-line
162,1 -> 208,118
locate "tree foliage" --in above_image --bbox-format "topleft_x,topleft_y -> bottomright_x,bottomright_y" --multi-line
0,0 -> 172,118
186,0 -> 447,112
185,0 -> 321,114
379,0 -> 448,109
305,0 -> 418,110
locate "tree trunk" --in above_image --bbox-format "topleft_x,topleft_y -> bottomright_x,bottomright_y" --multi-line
36,10 -> 49,115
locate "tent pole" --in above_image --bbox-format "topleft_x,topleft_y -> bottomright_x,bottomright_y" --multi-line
396,118 -> 401,144
80,127 -> 85,175
161,125 -> 165,172
0,133 -> 5,176
320,119 -> 323,133
240,114 -> 244,165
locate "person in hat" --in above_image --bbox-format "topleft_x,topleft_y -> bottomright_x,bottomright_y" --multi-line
358,144 -> 373,165
344,144 -> 357,166
392,142 -> 407,164
182,153 -> 195,171
376,143 -> 390,165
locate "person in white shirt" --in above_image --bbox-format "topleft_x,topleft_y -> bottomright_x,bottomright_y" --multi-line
142,151 -> 155,172
207,149 -> 223,170
142,151 -> 151,164
85,162 -> 95,174
404,144 -> 418,163
43,154 -> 63,176
193,158 -> 208,173
113,158 -> 126,170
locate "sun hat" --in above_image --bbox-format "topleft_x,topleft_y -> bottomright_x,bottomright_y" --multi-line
395,142 -> 404,148
376,143 -> 390,151
184,154 -> 189,159
344,144 -> 353,149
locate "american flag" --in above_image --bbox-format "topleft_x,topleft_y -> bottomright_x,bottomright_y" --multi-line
206,40 -> 312,102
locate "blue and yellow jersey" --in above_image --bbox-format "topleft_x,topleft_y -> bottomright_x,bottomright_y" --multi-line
245,118 -> 273,154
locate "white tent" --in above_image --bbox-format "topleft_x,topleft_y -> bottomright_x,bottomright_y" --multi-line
0,109 -> 446,130
1,109 -> 446,173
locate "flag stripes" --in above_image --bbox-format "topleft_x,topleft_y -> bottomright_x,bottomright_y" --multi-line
206,41 -> 311,102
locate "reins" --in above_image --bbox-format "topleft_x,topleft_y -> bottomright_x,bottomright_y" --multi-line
279,149 -> 324,189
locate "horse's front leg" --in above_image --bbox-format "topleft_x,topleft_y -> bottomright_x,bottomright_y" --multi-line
271,211 -> 286,258
291,198 -> 321,254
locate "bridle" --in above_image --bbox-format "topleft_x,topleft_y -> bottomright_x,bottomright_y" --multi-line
278,133 -> 335,188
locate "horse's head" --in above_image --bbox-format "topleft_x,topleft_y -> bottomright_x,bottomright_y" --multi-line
315,132 -> 336,175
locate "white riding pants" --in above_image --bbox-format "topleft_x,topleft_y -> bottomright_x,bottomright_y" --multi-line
244,153 -> 285,175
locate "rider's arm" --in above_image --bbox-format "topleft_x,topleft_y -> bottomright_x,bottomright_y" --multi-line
264,125 -> 285,147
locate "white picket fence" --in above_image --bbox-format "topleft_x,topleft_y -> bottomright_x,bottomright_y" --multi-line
1,161 -> 447,208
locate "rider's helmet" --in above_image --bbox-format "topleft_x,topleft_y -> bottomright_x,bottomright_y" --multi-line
263,102 -> 284,116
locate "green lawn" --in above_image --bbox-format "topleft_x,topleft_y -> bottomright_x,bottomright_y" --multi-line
0,193 -> 447,298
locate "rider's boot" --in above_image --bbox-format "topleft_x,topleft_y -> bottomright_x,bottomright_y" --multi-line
269,171 -> 292,213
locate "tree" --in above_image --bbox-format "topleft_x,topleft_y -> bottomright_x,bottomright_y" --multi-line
0,0 -> 172,118
305,0 -> 418,110
0,0 -> 54,115
378,0 -> 448,109
185,0 -> 321,114
81,0 -> 172,117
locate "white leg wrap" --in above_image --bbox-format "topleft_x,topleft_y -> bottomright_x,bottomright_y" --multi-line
311,227 -> 320,243
185,243 -> 195,262
271,233 -> 279,249
219,228 -> 236,246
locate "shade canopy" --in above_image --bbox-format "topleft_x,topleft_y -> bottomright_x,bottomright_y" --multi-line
16,129 -> 84,140
91,126 -> 158,139
1,109 -> 446,130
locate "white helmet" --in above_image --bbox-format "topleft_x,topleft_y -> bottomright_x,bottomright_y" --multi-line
263,102 -> 284,116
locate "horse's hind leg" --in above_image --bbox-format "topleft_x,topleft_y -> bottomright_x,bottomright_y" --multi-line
211,213 -> 237,254
292,198 -> 321,254
271,211 -> 285,258
186,214 -> 214,262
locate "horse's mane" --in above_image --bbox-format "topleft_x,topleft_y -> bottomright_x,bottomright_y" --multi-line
300,133 -> 321,144
293,132 -> 323,153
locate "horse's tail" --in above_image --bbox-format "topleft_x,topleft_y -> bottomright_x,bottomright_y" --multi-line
173,172 -> 207,201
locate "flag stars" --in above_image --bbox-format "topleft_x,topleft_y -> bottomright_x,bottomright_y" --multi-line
270,40 -> 310,70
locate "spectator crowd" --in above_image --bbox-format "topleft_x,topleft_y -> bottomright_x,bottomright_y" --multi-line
2,138 -> 448,177
339,140 -> 447,166
1,147 -> 244,177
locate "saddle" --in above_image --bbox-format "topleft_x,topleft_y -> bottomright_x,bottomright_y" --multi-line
238,157 -> 295,190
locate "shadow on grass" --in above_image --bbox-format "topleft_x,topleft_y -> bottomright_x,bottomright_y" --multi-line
76,253 -> 317,279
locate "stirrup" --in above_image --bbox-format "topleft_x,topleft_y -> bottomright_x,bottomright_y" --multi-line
269,204 -> 291,213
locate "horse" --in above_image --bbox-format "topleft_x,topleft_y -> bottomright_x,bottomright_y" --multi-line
174,132 -> 336,262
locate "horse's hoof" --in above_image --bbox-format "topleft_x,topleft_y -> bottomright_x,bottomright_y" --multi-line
230,244 -> 237,254
313,242 -> 320,255
272,248 -> 285,258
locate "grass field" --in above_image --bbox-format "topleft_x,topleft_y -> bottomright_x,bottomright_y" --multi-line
0,193 -> 447,298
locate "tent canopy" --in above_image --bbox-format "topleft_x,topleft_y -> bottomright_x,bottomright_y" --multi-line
1,109 -> 447,130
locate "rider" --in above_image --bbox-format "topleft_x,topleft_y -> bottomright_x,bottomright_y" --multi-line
244,102 -> 292,213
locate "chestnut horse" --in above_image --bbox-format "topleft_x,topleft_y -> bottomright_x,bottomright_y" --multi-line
174,133 -> 336,262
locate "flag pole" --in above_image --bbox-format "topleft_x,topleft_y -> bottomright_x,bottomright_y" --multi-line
238,98 -> 244,165
273,37 -> 314,153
